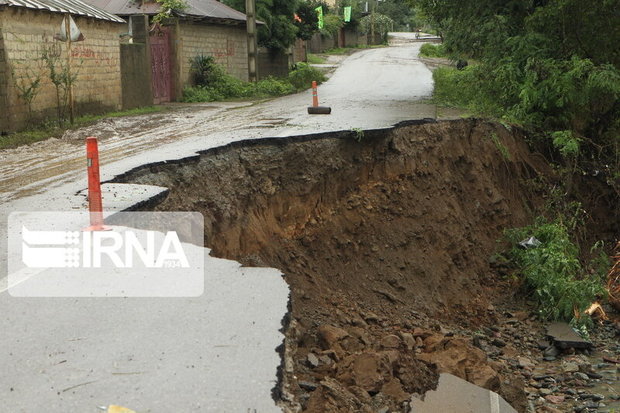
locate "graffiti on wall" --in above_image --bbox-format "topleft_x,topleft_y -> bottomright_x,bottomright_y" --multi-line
71,46 -> 115,66
213,40 -> 236,58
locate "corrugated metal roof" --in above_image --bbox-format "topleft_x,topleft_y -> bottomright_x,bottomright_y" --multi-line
0,0 -> 126,22
84,0 -> 248,23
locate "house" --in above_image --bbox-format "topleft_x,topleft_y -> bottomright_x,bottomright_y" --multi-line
0,0 -> 126,133
85,0 -> 253,103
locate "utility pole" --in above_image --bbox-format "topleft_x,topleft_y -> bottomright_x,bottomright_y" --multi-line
245,0 -> 258,82
370,1 -> 375,45
65,14 -> 75,124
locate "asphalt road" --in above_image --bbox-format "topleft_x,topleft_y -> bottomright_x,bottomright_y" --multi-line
0,34 -> 436,412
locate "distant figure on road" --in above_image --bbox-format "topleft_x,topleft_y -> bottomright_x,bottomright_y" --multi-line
415,29 -> 421,39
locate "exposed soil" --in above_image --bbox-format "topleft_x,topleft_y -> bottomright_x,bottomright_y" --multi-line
114,119 -> 617,412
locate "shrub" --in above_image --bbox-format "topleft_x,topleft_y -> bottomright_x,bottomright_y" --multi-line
505,219 -> 607,328
189,55 -> 224,87
183,56 -> 327,103
288,62 -> 326,90
419,43 -> 447,58
251,76 -> 296,97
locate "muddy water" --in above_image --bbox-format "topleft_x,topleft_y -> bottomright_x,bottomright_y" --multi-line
531,352 -> 620,412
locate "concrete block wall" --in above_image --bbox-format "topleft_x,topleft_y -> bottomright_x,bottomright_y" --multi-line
177,22 -> 248,86
292,39 -> 306,64
0,7 -> 124,131
0,28 -> 9,133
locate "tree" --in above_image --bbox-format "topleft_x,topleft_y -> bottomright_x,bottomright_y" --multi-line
222,0 -> 301,51
415,0 -> 620,194
295,1 -> 320,41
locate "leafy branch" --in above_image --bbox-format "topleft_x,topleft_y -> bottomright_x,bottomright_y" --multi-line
153,0 -> 188,23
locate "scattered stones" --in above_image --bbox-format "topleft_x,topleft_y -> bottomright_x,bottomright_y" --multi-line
298,380 -> 318,391
562,362 -> 580,373
337,352 -> 392,393
380,334 -> 401,349
544,394 -> 565,404
317,325 -> 349,350
307,353 -> 320,368
492,338 -> 507,347
399,332 -> 416,351
543,346 -> 560,358
518,356 -> 535,369
573,372 -> 589,381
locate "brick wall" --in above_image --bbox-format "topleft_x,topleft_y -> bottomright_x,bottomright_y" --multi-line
0,7 -> 124,131
177,21 -> 248,87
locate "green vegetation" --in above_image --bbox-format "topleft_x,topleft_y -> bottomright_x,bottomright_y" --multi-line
320,14 -> 345,38
505,219 -> 607,328
40,43 -> 81,126
307,54 -> 327,64
153,0 -> 187,23
415,0 -> 619,328
431,66 -> 478,108
221,0 -> 313,51
416,0 -> 620,196
359,13 -> 395,43
419,43 -> 446,58
0,106 -> 165,150
350,128 -> 364,142
490,132 -> 511,161
11,62 -> 42,121
183,58 -> 326,103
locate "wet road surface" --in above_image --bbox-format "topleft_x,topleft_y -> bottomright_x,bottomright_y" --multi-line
0,34 -> 437,412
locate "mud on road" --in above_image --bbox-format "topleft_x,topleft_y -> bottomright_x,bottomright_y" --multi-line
115,119 -> 616,412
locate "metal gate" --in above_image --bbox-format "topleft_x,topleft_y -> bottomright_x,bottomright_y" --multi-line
150,28 -> 171,104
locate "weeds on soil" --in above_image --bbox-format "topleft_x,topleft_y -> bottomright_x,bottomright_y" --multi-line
307,54 -> 327,64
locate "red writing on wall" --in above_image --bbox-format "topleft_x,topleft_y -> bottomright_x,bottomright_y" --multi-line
213,44 -> 236,58
71,46 -> 114,66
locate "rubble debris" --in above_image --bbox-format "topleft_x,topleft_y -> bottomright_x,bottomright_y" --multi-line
583,302 -> 608,321
546,322 -> 592,350
518,236 -> 541,249
409,373 -> 517,413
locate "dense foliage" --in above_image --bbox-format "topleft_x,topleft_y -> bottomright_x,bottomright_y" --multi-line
416,0 -> 620,194
222,0 -> 312,51
506,219 -> 607,328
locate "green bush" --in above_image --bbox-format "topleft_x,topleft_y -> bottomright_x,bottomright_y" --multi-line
419,43 -> 447,58
505,219 -> 607,328
183,56 -> 327,103
320,14 -> 345,38
288,62 -> 326,90
189,55 -> 225,87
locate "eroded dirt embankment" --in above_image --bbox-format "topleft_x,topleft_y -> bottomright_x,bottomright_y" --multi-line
115,119 -> 555,412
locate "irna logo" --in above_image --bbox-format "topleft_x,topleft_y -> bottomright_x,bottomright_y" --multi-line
21,227 -> 189,269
